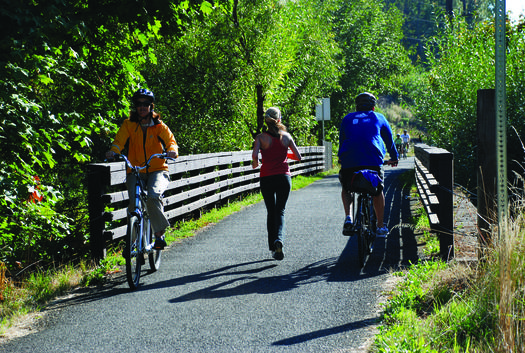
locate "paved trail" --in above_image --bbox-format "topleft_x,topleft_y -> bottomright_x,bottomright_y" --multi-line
0,158 -> 416,353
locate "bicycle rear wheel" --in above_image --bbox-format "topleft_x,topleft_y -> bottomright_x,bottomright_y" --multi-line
146,218 -> 162,271
356,195 -> 367,268
366,200 -> 376,254
126,215 -> 143,289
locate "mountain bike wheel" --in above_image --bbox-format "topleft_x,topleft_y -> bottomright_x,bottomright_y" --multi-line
367,201 -> 377,254
126,215 -> 142,289
146,219 -> 162,271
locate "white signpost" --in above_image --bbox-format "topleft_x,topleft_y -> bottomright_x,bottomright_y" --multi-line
315,98 -> 330,142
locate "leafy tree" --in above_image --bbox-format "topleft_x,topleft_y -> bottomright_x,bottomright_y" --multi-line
413,17 -> 525,189
0,0 -> 211,271
329,0 -> 412,130
383,0 -> 496,63
143,0 -> 342,153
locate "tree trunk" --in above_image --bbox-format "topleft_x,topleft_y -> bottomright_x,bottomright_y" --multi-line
256,84 -> 265,136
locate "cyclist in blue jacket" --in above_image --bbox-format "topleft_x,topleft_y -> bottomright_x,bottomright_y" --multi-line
338,92 -> 398,237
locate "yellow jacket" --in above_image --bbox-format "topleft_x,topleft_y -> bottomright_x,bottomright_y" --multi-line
110,118 -> 178,173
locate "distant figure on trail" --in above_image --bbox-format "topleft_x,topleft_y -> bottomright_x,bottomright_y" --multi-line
337,92 -> 398,238
251,107 -> 302,260
394,133 -> 403,153
401,129 -> 410,152
395,133 -> 407,159
105,89 -> 178,250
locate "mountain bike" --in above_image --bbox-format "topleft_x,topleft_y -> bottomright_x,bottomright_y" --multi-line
345,161 -> 396,268
115,153 -> 176,289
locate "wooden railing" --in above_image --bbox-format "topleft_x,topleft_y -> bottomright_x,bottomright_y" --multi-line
87,146 -> 326,259
414,144 -> 454,260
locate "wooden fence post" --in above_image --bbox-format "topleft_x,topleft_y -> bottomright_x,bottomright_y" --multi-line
428,150 -> 454,260
477,89 -> 497,253
322,141 -> 332,171
87,164 -> 110,261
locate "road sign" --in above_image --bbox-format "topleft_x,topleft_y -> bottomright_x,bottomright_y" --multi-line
315,98 -> 330,121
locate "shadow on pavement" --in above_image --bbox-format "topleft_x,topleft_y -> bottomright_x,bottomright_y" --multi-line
163,257 -> 362,303
333,160 -> 418,277
272,317 -> 378,346
46,274 -> 130,310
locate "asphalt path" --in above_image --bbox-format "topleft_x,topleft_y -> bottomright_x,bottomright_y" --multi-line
0,157 -> 416,353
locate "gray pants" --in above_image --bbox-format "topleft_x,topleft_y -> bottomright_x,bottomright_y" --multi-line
126,171 -> 170,234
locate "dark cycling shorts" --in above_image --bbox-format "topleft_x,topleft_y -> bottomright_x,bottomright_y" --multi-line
339,165 -> 384,194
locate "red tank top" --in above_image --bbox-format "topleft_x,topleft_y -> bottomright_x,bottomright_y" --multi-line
260,133 -> 290,177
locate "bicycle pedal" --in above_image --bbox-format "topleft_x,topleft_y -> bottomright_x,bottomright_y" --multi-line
343,229 -> 355,236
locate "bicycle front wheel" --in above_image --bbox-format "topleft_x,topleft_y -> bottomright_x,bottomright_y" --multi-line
126,215 -> 143,289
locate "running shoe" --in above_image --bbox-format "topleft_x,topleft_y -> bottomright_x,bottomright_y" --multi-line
273,240 -> 284,260
342,216 -> 354,236
153,236 -> 167,250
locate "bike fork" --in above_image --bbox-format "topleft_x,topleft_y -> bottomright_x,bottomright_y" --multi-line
130,210 -> 146,265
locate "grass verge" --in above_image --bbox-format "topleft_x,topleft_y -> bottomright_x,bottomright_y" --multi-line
373,203 -> 525,352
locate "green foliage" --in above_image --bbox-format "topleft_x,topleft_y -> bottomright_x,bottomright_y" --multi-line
375,254 -> 514,352
384,261 -> 448,324
145,0 -> 342,153
383,0 -> 495,64
413,17 -> 525,189
81,254 -> 123,286
0,0 -> 210,272
329,0 -> 413,132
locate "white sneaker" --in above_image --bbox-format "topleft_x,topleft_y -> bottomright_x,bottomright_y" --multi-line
342,216 -> 354,236
376,227 -> 389,238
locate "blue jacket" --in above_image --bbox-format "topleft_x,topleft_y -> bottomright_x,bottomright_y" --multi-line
338,110 -> 398,169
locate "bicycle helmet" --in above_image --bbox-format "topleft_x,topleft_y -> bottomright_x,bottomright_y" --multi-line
355,92 -> 376,110
132,88 -> 155,104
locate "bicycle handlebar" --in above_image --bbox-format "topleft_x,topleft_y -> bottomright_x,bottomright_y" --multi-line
107,153 -> 177,172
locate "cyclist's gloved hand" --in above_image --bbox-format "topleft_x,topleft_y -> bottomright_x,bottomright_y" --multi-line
106,151 -> 117,161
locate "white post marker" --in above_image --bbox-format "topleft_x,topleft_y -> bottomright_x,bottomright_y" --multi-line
315,98 -> 330,142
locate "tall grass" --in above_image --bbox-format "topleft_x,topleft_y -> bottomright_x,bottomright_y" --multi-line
494,212 -> 525,351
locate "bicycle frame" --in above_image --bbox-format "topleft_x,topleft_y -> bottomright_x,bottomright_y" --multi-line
129,173 -> 152,249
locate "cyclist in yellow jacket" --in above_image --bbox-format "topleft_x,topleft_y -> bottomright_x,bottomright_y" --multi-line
106,89 -> 178,249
